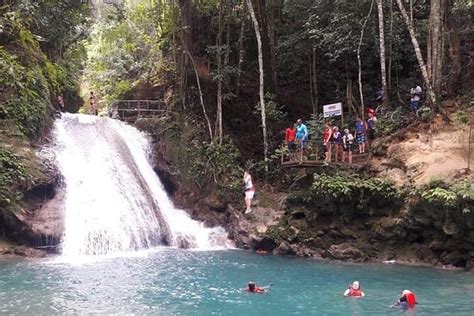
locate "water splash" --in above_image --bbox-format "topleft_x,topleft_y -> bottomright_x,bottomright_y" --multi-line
53,113 -> 230,257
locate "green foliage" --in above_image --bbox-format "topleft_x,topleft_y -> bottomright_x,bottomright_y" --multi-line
310,172 -> 399,213
0,149 -> 29,211
453,110 -> 470,125
418,179 -> 474,213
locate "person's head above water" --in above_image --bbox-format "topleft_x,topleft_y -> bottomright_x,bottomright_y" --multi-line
352,281 -> 360,290
248,281 -> 256,292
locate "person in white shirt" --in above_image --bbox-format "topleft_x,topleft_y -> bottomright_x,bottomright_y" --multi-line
243,171 -> 255,214
410,84 -> 422,112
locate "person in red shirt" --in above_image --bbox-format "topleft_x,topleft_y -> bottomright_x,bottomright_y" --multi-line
285,123 -> 297,161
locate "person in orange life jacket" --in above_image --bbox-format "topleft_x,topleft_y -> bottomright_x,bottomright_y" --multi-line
243,171 -> 255,214
343,281 -> 365,297
245,281 -> 266,293
395,289 -> 417,309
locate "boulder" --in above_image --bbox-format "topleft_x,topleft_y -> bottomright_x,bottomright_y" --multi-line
326,243 -> 364,261
273,241 -> 296,255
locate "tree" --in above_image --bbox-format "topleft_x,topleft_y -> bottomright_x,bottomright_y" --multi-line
246,0 -> 268,163
216,0 -> 224,144
357,0 -> 375,118
376,0 -> 389,106
395,0 -> 437,107
427,0 -> 448,97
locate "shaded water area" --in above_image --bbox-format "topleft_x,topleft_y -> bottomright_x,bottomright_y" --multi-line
1,250 -> 474,315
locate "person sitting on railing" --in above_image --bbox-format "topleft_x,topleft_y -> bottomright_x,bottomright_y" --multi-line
296,119 -> 309,163
285,123 -> 297,161
323,123 -> 333,163
343,129 -> 354,164
332,126 -> 343,163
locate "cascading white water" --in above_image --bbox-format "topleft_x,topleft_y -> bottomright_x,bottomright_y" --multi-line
53,113 -> 230,256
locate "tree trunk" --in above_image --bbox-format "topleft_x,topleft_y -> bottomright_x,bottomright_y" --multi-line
178,0 -> 193,56
254,0 -> 277,95
377,0 -> 389,106
216,0 -> 224,144
312,46 -> 318,115
396,0 -> 437,107
267,0 -> 278,93
236,8 -> 246,97
246,0 -> 268,163
388,0 -> 393,90
357,0 -> 375,120
446,0 -> 461,93
428,0 -> 445,97
187,51 -> 213,141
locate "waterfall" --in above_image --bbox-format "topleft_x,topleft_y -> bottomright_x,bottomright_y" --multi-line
52,113 -> 230,256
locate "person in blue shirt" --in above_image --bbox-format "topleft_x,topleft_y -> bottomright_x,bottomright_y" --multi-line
354,117 -> 367,154
296,119 -> 309,162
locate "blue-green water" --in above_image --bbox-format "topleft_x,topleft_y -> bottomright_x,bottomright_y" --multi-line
1,249 -> 474,315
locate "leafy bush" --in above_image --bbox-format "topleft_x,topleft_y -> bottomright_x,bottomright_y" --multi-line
0,149 -> 29,211
418,179 -> 473,213
310,173 -> 400,213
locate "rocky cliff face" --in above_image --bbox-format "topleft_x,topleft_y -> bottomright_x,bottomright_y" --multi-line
0,144 -> 64,256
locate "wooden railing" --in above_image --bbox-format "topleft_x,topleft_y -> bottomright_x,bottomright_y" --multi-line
280,140 -> 371,168
106,99 -> 168,122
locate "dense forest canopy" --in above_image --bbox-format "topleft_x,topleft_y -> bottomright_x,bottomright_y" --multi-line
1,0 -> 473,156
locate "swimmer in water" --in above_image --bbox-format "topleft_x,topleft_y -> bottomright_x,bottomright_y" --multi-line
244,281 -> 267,293
343,281 -> 365,297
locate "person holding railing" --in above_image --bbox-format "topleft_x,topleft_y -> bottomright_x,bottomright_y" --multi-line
332,126 -> 343,163
343,129 -> 354,164
285,123 -> 297,161
323,123 -> 333,162
296,119 -> 308,163
354,117 -> 367,154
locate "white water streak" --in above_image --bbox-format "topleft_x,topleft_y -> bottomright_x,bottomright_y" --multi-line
53,113 -> 230,257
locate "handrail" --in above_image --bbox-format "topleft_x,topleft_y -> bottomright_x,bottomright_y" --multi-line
280,139 -> 370,166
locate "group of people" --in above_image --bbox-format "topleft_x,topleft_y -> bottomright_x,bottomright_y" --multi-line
343,281 -> 417,309
55,91 -> 98,115
245,280 -> 417,310
284,113 -> 377,165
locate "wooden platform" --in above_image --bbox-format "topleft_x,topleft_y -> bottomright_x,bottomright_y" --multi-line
281,153 -> 371,169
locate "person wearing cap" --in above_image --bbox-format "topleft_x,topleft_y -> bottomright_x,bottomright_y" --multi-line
343,281 -> 365,297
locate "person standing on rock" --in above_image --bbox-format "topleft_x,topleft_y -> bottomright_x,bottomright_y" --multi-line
90,91 -> 98,115
243,170 -> 255,214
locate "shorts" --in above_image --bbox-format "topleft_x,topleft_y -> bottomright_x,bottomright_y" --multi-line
410,100 -> 420,112
288,141 -> 296,151
298,138 -> 308,149
368,128 -> 375,140
356,133 -> 366,144
343,143 -> 353,152
245,190 -> 255,199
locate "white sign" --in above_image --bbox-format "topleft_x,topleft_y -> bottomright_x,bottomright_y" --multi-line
323,102 -> 342,118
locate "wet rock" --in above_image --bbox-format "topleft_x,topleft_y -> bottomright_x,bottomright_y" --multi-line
273,241 -> 296,255
442,222 -> 459,235
440,250 -> 467,267
326,243 -> 364,261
